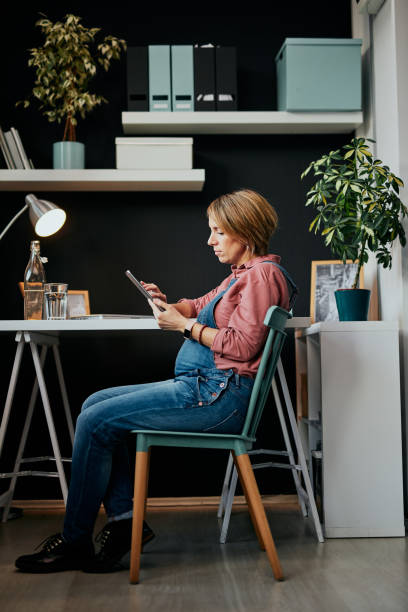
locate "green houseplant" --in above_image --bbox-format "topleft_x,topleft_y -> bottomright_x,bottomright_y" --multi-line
18,14 -> 126,168
301,137 -> 407,320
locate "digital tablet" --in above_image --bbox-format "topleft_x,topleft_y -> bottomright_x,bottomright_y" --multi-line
125,270 -> 166,312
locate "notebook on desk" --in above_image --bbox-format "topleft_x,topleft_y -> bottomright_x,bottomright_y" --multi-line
70,314 -> 155,320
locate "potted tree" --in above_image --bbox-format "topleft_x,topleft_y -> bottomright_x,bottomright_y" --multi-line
301,137 -> 408,320
18,14 -> 126,169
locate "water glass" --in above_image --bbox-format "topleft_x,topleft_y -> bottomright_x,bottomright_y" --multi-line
44,283 -> 68,320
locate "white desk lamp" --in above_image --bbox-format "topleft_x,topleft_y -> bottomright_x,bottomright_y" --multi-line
0,193 -> 66,241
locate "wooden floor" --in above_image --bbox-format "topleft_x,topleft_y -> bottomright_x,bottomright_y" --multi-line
0,506 -> 407,612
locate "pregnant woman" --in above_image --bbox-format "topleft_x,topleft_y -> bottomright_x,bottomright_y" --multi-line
15,188 -> 294,574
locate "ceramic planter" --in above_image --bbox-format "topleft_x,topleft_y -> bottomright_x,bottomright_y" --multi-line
53,141 -> 85,169
334,288 -> 371,321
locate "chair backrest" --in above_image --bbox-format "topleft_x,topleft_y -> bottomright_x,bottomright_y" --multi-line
241,305 -> 291,438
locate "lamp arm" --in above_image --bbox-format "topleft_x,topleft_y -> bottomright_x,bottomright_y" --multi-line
0,204 -> 29,241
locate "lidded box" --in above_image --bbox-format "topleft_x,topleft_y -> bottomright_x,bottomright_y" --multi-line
115,137 -> 193,169
275,38 -> 362,111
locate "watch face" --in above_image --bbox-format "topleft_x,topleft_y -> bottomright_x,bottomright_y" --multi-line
183,327 -> 191,339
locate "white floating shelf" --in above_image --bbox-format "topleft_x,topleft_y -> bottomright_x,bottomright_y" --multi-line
122,111 -> 363,135
0,169 -> 205,192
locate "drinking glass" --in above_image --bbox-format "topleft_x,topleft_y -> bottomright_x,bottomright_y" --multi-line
44,283 -> 68,320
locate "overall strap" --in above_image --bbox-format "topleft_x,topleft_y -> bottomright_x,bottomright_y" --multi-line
259,261 -> 299,310
196,276 -> 238,328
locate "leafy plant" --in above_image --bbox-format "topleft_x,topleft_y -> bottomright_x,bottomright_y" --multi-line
301,137 -> 408,288
17,14 -> 126,141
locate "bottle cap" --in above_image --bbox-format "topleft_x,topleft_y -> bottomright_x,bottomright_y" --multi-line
30,240 -> 40,252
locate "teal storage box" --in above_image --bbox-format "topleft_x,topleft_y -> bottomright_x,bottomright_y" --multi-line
275,38 -> 362,111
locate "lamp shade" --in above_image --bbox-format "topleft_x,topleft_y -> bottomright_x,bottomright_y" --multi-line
25,193 -> 66,237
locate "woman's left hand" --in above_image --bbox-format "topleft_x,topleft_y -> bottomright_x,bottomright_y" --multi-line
149,298 -> 187,333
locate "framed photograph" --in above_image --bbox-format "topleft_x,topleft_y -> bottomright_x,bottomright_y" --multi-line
18,284 -> 90,318
67,290 -> 90,318
310,260 -> 364,323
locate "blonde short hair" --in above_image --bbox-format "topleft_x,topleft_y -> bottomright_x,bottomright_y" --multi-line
207,189 -> 278,256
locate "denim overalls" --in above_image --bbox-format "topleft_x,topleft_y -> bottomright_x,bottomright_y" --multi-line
172,276 -> 254,425
63,262 -> 296,542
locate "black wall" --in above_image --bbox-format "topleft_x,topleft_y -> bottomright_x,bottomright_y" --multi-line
0,4 -> 351,499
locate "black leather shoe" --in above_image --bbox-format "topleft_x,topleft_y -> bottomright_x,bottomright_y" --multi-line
15,533 -> 94,573
83,518 -> 155,574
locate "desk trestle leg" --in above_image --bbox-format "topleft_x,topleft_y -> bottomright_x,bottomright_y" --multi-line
0,332 -> 72,522
29,340 -> 69,502
52,344 -> 74,445
1,345 -> 48,521
0,334 -> 25,458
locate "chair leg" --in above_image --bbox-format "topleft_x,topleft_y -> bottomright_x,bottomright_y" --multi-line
218,451 -> 234,518
130,450 -> 149,584
144,447 -> 151,520
233,453 -> 265,551
219,465 -> 238,543
235,453 -> 284,581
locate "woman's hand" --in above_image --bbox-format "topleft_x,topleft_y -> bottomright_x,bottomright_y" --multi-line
141,281 -> 167,303
148,298 -> 187,333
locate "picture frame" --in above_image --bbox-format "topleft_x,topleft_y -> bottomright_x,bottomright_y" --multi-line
310,260 -> 364,323
18,284 -> 90,318
66,290 -> 90,318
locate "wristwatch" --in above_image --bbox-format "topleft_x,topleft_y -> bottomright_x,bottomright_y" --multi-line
183,318 -> 197,339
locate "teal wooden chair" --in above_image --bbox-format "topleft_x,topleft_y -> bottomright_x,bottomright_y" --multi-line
129,305 -> 292,584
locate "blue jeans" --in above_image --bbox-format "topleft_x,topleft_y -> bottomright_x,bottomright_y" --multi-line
63,369 -> 253,542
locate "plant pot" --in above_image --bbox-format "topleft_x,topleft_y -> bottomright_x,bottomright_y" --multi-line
334,288 -> 371,321
53,141 -> 85,169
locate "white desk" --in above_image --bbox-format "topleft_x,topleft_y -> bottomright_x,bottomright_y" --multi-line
0,318 -> 160,333
0,316 -> 308,332
296,321 -> 405,537
0,316 -> 308,522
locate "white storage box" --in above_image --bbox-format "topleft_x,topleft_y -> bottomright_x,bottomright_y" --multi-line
115,137 -> 193,169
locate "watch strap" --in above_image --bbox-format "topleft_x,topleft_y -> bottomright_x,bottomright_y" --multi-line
183,318 -> 197,339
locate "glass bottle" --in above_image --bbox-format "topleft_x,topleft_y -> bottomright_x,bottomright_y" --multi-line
24,240 -> 46,320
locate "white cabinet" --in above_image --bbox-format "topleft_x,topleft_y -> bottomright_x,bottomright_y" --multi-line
296,321 -> 405,537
